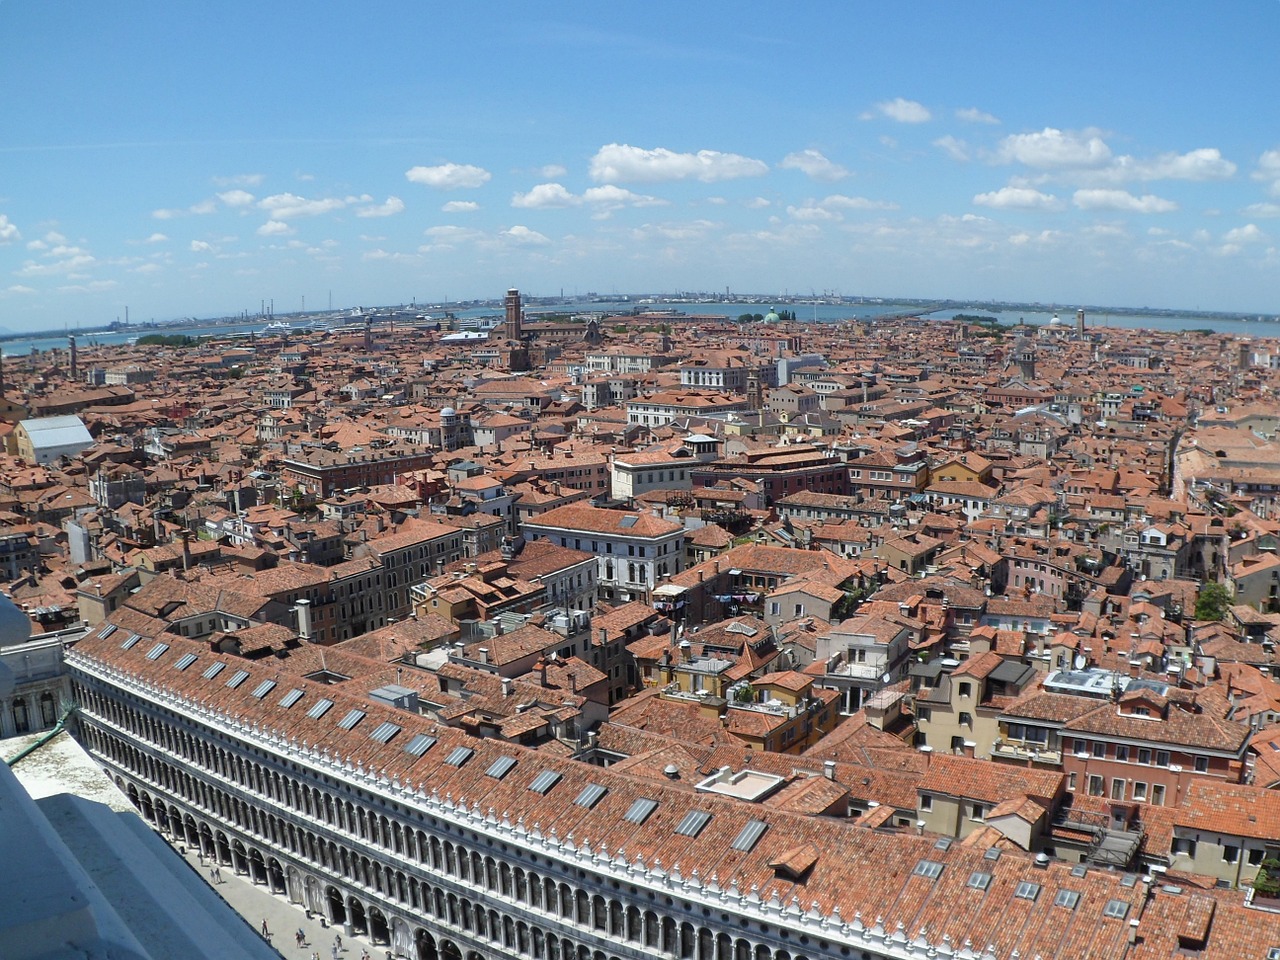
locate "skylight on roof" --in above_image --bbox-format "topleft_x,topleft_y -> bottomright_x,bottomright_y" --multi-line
730,819 -> 768,853
487,756 -> 518,780
619,515 -> 638,528
674,810 -> 712,838
226,669 -> 250,689
912,860 -> 944,880
623,798 -> 658,825
403,734 -> 437,757
444,746 -> 474,767
306,698 -> 334,720
575,784 -> 607,809
145,642 -> 169,661
251,679 -> 276,699
1055,890 -> 1081,910
1014,881 -> 1041,902
173,653 -> 198,671
202,661 -> 226,680
967,871 -> 992,891
1103,899 -> 1130,920
528,770 -> 562,795
370,721 -> 401,744
121,633 -> 141,650
279,688 -> 305,709
99,624 -> 118,639
337,709 -> 366,730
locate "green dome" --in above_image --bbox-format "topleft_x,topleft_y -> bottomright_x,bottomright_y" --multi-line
763,309 -> 780,323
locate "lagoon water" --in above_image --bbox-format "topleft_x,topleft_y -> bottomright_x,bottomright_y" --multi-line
3,300 -> 1274,356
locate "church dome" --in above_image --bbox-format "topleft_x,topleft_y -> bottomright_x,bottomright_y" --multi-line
440,406 -> 457,419
763,309 -> 781,324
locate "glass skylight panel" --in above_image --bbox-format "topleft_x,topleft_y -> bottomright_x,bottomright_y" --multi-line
370,721 -> 401,744
574,784 -> 607,809
1014,881 -> 1041,902
674,810 -> 713,838
619,515 -> 638,528
984,847 -> 1003,862
145,642 -> 169,660
933,837 -> 952,852
444,746 -> 474,767
99,624 -> 118,639
306,698 -> 334,720
226,669 -> 250,689
486,756 -> 518,780
279,688 -> 305,708
1055,890 -> 1081,910
1103,899 -> 1130,920
403,734 -> 437,757
1120,873 -> 1138,888
337,709 -> 366,730
967,871 -> 992,891
730,819 -> 769,853
623,798 -> 658,825
173,653 -> 198,671
1070,864 -> 1088,878
912,860 -> 944,880
202,661 -> 226,680
251,679 -> 276,699
121,633 -> 141,650
528,770 -> 562,794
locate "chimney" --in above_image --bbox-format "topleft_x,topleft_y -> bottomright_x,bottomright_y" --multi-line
713,560 -> 721,575
477,646 -> 489,664
962,740 -> 976,758
823,760 -> 836,780
501,677 -> 513,697
538,659 -> 548,687
597,627 -> 607,649
295,598 -> 312,640
569,672 -> 578,695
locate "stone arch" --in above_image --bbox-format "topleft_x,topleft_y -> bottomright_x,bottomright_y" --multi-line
368,905 -> 390,945
346,896 -> 368,937
325,885 -> 346,926
415,928 -> 439,960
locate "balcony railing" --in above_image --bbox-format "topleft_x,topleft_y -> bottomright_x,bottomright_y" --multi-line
991,738 -> 1062,765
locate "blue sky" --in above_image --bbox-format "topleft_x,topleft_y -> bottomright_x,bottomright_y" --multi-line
3,2 -> 1280,331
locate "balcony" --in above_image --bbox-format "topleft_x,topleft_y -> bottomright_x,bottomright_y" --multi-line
991,738 -> 1062,765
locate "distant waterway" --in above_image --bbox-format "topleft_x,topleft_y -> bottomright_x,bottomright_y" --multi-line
3,299 -> 1276,357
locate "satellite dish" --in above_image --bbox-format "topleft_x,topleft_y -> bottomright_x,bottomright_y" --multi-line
881,672 -> 891,684
1073,654 -> 1087,670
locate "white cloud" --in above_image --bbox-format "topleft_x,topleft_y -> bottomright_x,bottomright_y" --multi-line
213,173 -> 264,187
259,193 -> 362,219
821,194 -> 898,211
356,196 -> 405,218
0,215 -> 19,244
420,225 -> 485,250
512,183 -> 579,209
746,197 -> 771,209
442,200 -> 479,213
256,220 -> 293,236
779,149 -> 849,182
973,186 -> 1062,210
996,128 -> 1112,168
4,285 -> 36,295
933,136 -> 970,162
217,189 -> 256,208
539,164 -> 567,178
145,232 -> 169,243
404,163 -> 491,189
1223,223 -> 1266,244
502,225 -> 550,245
787,204 -> 840,222
1253,149 -> 1280,182
589,143 -> 768,183
581,185 -> 665,208
17,253 -> 95,277
956,107 -> 999,125
1244,202 -> 1280,218
1133,148 -> 1235,181
1073,189 -> 1177,213
189,199 -> 217,215
131,262 -> 162,275
862,98 -> 931,123
189,240 -> 214,252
